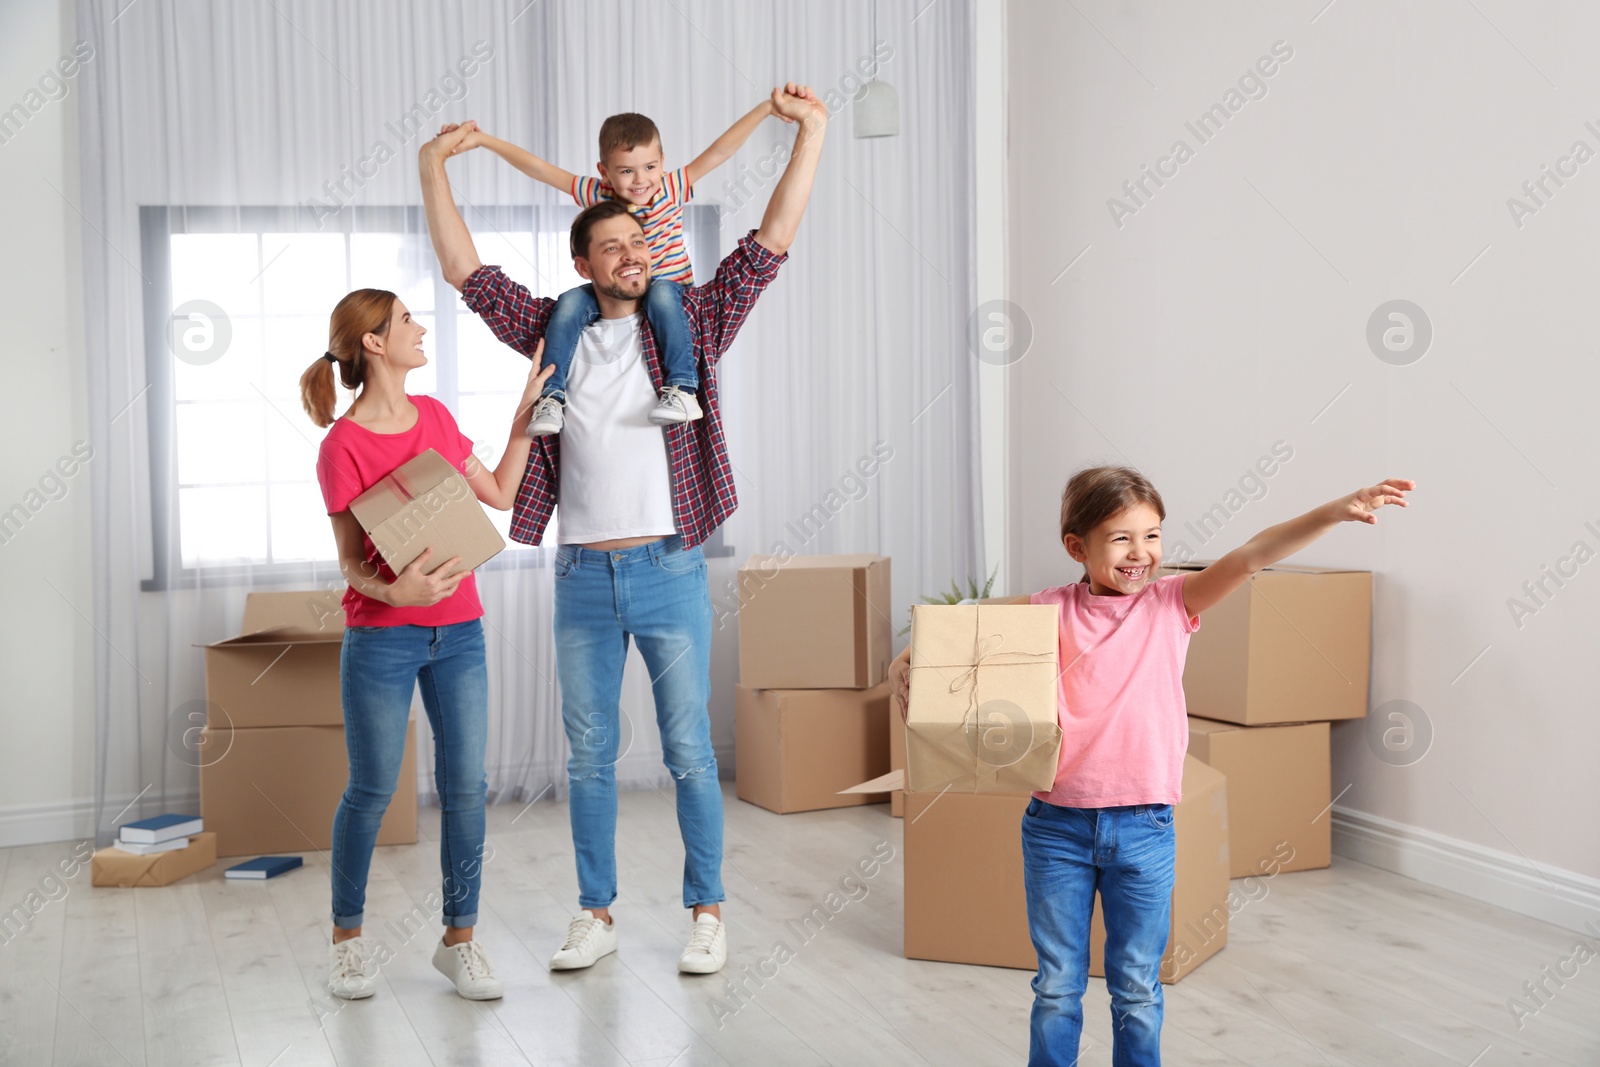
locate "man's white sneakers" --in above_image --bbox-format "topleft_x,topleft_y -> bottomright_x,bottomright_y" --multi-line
678,912 -> 727,974
432,938 -> 504,1000
328,936 -> 379,999
550,910 -> 618,971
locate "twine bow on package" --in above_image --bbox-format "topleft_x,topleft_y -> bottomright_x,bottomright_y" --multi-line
905,603 -> 1063,793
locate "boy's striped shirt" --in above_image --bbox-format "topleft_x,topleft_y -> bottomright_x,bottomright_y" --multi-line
572,168 -> 695,285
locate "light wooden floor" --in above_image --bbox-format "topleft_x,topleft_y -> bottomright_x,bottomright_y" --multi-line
1,784 -> 1595,1066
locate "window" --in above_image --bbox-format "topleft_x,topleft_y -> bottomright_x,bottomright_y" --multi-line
141,203 -> 727,590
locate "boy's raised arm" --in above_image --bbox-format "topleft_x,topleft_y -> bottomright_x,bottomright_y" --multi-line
754,84 -> 828,256
685,98 -> 780,187
441,121 -> 581,197
419,126 -> 484,292
1180,478 -> 1415,618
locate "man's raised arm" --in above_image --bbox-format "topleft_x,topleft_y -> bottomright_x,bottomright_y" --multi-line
754,84 -> 829,256
420,125 -> 484,292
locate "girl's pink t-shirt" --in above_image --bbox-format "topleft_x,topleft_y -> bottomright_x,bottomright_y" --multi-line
316,395 -> 485,628
1030,573 -> 1201,808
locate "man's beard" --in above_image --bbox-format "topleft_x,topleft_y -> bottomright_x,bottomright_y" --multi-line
595,275 -> 647,302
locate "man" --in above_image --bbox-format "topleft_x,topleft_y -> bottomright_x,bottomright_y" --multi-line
419,83 -> 826,975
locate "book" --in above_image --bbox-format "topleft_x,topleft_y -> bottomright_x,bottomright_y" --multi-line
110,837 -> 193,856
224,856 -> 303,880
119,814 -> 203,845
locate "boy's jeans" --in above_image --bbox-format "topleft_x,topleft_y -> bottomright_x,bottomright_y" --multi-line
1020,797 -> 1176,1067
540,279 -> 696,403
332,620 -> 489,930
552,535 -> 723,910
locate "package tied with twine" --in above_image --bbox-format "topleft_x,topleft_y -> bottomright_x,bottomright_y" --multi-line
905,603 -> 1062,793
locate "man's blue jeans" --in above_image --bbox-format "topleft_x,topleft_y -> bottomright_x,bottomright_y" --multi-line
332,619 -> 489,930
552,535 -> 723,910
1020,797 -> 1176,1067
540,279 -> 696,403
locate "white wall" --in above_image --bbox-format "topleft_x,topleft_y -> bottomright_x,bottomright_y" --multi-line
0,0 -> 94,841
1007,0 -> 1600,918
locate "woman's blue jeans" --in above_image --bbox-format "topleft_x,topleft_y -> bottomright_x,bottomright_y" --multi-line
1021,797 -> 1177,1067
331,619 -> 489,930
552,535 -> 723,910
539,279 -> 696,403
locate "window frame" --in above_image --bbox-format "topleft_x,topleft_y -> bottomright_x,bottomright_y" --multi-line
139,203 -> 729,592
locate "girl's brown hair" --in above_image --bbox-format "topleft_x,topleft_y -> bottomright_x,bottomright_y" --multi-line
298,289 -> 397,428
1058,466 -> 1166,581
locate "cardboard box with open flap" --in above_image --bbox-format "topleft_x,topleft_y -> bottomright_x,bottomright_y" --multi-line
890,755 -> 1230,982
202,590 -> 346,729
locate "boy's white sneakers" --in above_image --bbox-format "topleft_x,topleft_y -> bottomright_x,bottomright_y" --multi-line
550,910 -> 618,971
678,912 -> 727,974
649,386 -> 704,426
432,938 -> 504,1000
527,395 -> 565,437
327,936 -> 378,1000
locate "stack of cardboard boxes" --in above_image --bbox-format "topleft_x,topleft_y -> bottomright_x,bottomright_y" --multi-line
733,555 -> 895,814
1171,563 -> 1372,879
200,591 -> 418,858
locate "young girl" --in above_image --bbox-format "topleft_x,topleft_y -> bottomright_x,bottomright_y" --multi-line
298,289 -> 551,1002
893,466 -> 1413,1066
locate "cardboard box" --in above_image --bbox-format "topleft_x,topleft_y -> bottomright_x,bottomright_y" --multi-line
1166,562 -> 1372,725
903,756 -> 1229,984
350,449 -> 505,579
199,719 -> 417,857
202,590 -> 345,729
1187,716 -> 1330,877
905,603 -> 1061,793
737,554 -> 891,689
904,790 -> 1036,969
735,683 -> 891,813
889,705 -> 906,817
92,833 -> 217,887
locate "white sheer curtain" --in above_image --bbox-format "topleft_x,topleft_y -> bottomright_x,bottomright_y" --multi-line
78,0 -> 982,840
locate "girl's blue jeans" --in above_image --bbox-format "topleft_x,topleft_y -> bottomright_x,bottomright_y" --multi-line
1021,796 -> 1177,1067
331,619 -> 489,930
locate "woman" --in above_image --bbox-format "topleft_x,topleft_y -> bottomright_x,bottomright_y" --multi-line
299,288 -> 549,1000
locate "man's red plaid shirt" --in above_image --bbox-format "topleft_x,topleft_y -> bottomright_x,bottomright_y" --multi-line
461,229 -> 787,548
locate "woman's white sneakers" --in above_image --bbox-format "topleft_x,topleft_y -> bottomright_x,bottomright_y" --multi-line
549,910 -> 619,970
327,937 -> 378,1000
431,938 -> 504,1000
678,913 -> 727,974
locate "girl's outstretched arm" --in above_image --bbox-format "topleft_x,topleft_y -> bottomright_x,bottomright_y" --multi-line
1181,478 -> 1414,618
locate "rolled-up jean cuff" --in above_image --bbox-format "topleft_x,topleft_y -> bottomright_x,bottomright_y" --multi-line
663,378 -> 695,391
444,911 -> 478,928
333,912 -> 364,930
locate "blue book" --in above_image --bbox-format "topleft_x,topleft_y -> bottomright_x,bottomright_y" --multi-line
119,814 -> 203,844
224,856 -> 303,880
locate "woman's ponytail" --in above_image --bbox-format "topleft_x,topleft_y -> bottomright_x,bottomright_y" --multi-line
298,289 -> 397,428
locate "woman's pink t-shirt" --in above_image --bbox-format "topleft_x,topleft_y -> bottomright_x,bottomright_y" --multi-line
1030,573 -> 1200,808
316,395 -> 485,628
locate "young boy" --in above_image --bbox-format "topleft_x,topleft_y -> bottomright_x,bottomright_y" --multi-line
441,99 -> 787,436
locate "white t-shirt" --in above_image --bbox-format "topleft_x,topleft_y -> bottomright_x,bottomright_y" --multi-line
555,312 -> 677,544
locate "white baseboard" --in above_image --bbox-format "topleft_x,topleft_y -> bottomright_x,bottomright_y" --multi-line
0,790 -> 201,849
1332,806 -> 1600,934
1,744 -> 737,849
